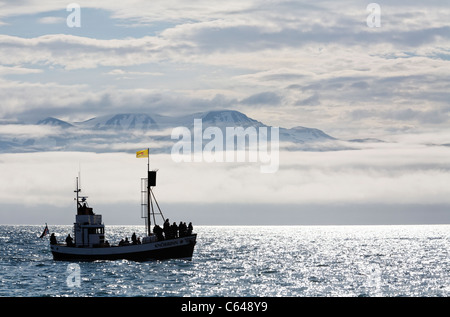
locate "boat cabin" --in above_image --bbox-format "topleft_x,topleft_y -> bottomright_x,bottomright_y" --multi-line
74,214 -> 105,247
73,181 -> 105,248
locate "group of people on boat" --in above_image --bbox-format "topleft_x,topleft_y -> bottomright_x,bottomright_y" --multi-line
49,233 -> 75,247
153,219 -> 193,241
118,232 -> 141,246
49,220 -> 194,248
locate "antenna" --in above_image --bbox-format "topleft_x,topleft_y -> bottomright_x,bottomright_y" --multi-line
78,162 -> 81,190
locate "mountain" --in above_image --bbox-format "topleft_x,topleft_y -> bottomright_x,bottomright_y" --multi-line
198,110 -> 263,127
76,113 -> 158,130
280,126 -> 335,143
0,110 -> 343,153
37,117 -> 74,128
152,110 -> 335,146
149,110 -> 264,130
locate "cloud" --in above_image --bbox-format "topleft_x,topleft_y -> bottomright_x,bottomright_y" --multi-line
0,76 -> 241,122
0,65 -> 42,75
1,142 -> 450,208
350,81 -> 369,89
0,78 -> 94,119
0,1 -> 450,136
295,94 -> 320,106
240,92 -> 281,105
105,69 -> 164,76
37,16 -> 65,24
0,1 -> 450,227
0,124 -> 63,138
0,34 -> 171,70
348,107 -> 450,125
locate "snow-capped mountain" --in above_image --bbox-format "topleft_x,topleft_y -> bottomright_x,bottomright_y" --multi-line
76,113 -> 158,130
0,110 -> 341,153
37,117 -> 74,129
147,110 -> 264,130
280,126 -> 335,143
196,110 -> 263,128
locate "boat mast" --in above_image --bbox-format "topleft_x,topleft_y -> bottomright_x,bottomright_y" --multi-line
75,177 -> 80,212
141,148 -> 164,236
147,148 -> 151,236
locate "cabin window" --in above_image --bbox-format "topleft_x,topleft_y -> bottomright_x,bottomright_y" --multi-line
87,227 -> 104,234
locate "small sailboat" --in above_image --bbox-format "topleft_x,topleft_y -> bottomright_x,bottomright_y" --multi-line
49,149 -> 197,261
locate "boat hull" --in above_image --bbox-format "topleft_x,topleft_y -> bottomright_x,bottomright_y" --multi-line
50,234 -> 196,261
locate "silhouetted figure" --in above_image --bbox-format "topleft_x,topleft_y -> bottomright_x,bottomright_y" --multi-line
132,232 -> 137,245
50,233 -> 57,245
65,234 -> 74,247
187,222 -> 193,235
171,222 -> 178,239
178,221 -> 185,237
163,219 -> 170,239
153,225 -> 164,241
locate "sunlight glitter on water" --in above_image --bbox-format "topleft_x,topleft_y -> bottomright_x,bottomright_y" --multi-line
0,225 -> 449,297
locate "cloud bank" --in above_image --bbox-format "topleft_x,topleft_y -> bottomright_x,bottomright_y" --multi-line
0,1 -> 449,224
1,144 -> 449,208
0,1 -> 449,133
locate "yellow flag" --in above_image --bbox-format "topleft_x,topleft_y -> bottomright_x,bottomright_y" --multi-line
136,149 -> 149,158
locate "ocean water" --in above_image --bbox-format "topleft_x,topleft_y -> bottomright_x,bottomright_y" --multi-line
0,224 -> 449,297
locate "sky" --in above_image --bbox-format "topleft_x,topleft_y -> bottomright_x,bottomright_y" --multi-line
0,1 -> 449,225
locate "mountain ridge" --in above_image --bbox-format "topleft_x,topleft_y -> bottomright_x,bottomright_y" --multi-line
37,117 -> 74,128
0,109 -> 343,153
35,109 -> 332,137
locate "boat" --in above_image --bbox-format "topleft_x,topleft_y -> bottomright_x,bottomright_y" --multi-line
49,150 -> 197,261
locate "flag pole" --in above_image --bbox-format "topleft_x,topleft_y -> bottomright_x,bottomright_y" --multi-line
147,148 -> 151,236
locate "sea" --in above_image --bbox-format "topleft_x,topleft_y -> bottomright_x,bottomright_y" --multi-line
0,225 -> 449,297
